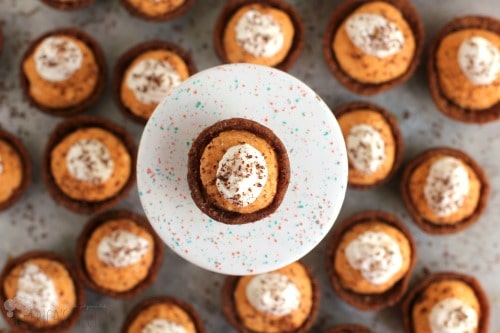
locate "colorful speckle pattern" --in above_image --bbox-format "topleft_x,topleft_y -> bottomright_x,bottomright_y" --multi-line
137,64 -> 348,275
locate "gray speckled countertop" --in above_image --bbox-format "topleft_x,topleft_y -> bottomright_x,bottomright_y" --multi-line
0,0 -> 499,332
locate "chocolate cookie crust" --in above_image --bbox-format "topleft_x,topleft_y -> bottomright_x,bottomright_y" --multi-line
323,0 -> 424,95
428,16 -> 500,123
41,0 -> 95,11
121,0 -> 196,22
400,147 -> 490,234
324,324 -> 373,333
326,210 -> 417,311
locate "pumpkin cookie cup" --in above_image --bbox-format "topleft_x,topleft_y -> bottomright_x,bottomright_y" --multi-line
121,0 -> 196,22
76,210 -> 164,299
334,101 -> 404,189
40,0 -> 95,11
401,147 -> 489,235
42,115 -> 136,215
121,296 -> 205,333
0,128 -> 32,212
324,324 -> 373,333
113,40 -> 197,125
0,251 -> 85,333
326,211 -> 417,311
20,28 -> 106,117
213,0 -> 305,71
323,0 -> 424,95
402,272 -> 490,333
428,16 -> 500,123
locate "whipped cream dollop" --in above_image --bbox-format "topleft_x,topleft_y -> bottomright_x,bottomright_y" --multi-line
126,58 -> 182,105
216,143 -> 268,207
34,36 -> 83,82
235,9 -> 284,58
347,124 -> 385,174
66,139 -> 114,184
424,157 -> 470,217
346,13 -> 405,58
458,36 -> 500,86
429,298 -> 478,333
142,319 -> 187,333
97,230 -> 150,268
345,231 -> 403,285
15,264 -> 58,322
246,273 -> 301,316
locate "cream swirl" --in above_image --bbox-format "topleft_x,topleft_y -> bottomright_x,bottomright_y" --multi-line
346,13 -> 404,58
216,143 -> 268,207
458,36 -> 500,86
429,298 -> 478,333
345,231 -> 403,285
34,36 -> 83,82
66,139 -> 114,184
235,9 -> 284,58
142,319 -> 187,333
246,272 -> 300,316
424,157 -> 470,217
126,58 -> 182,105
346,124 -> 385,174
97,230 -> 150,268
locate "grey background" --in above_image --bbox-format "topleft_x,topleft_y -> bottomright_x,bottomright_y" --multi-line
0,0 -> 499,332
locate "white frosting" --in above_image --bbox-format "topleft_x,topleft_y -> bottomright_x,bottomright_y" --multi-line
126,58 -> 182,105
34,36 -> 83,82
15,264 -> 58,322
142,319 -> 187,333
346,124 -> 385,174
424,157 -> 470,217
429,298 -> 478,333
97,230 -> 150,268
235,9 -> 284,58
346,13 -> 405,58
345,231 -> 403,285
66,139 -> 114,184
216,143 -> 268,207
458,36 -> 500,86
246,273 -> 301,316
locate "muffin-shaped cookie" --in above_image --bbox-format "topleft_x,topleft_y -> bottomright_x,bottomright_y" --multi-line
0,251 -> 84,332
122,296 -> 205,333
113,40 -> 197,124
327,211 -> 417,311
43,116 -> 136,214
0,129 -> 31,212
428,16 -> 500,123
323,0 -> 424,95
214,0 -> 304,70
401,147 -> 489,234
121,0 -> 195,22
41,0 -> 95,11
21,28 -> 106,116
402,272 -> 490,333
222,261 -> 320,333
324,325 -> 373,333
187,118 -> 290,224
335,102 -> 403,188
76,210 -> 164,299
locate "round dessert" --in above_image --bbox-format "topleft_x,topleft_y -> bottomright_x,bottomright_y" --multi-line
121,296 -> 205,333
187,118 -> 290,224
335,102 -> 404,188
402,272 -> 490,333
401,147 -> 489,234
324,324 -> 373,333
222,261 -> 319,333
0,129 -> 31,212
21,28 -> 106,117
40,0 -> 95,10
428,16 -> 500,123
0,251 -> 84,332
113,40 -> 197,124
121,0 -> 196,22
76,210 -> 164,299
326,211 -> 417,311
323,0 -> 424,95
43,115 -> 136,215
214,0 -> 304,70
